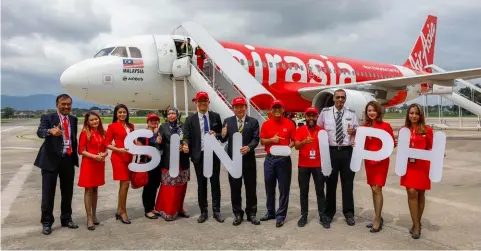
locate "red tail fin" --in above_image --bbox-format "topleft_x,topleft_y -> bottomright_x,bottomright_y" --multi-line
403,15 -> 437,73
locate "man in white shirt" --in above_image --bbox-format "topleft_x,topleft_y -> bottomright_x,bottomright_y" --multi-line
183,91 -> 224,223
317,89 -> 359,227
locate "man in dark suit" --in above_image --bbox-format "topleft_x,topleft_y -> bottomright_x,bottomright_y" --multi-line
183,91 -> 224,223
34,94 -> 79,235
220,97 -> 260,226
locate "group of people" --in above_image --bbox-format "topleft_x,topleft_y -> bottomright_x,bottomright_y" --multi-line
35,90 -> 434,240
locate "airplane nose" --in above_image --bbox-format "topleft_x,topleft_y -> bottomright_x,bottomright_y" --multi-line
60,63 -> 89,95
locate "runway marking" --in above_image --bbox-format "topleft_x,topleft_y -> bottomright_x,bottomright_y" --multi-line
1,164 -> 34,224
354,181 -> 481,213
2,147 -> 39,151
1,126 -> 24,132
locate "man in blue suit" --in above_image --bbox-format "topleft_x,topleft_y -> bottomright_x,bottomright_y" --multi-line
34,94 -> 79,235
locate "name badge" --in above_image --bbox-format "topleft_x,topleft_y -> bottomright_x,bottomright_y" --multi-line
409,158 -> 416,163
63,140 -> 70,148
309,149 -> 316,159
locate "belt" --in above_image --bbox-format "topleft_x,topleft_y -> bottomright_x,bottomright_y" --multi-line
266,153 -> 289,159
329,145 -> 352,151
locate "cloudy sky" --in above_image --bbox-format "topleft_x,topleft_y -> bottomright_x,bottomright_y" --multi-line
2,0 -> 481,104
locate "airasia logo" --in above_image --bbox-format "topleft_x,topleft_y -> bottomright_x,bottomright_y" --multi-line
408,22 -> 436,71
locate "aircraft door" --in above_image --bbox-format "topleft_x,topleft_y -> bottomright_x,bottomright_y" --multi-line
153,35 -> 177,74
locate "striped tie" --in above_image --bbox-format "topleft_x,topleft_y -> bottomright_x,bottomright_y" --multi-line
238,119 -> 243,133
335,111 -> 344,145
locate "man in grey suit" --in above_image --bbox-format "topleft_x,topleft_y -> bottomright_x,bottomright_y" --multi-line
220,96 -> 261,226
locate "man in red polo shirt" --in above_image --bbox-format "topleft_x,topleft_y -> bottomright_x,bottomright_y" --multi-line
259,100 -> 296,228
294,107 -> 330,229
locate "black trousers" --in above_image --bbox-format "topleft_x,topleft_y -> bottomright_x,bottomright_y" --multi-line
264,155 -> 292,221
193,152 -> 221,213
228,155 -> 257,217
40,155 -> 75,226
142,165 -> 161,213
325,146 -> 355,219
298,167 -> 326,217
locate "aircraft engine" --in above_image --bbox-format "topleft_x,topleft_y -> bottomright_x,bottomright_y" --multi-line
311,89 -> 377,122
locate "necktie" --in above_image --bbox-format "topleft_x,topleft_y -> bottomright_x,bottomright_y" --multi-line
335,111 -> 344,145
63,117 -> 72,155
203,114 -> 209,134
238,119 -> 243,133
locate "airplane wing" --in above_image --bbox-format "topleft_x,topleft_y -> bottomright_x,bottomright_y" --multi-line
298,67 -> 481,100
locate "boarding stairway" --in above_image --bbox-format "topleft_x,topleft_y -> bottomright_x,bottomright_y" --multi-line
170,22 -> 276,156
423,65 -> 481,128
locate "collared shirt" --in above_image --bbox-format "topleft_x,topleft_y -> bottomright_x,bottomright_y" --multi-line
57,112 -> 72,154
236,115 -> 246,132
198,111 -> 210,151
316,106 -> 359,146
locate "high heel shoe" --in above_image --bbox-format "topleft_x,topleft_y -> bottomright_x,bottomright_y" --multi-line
87,220 -> 95,231
409,223 -> 422,234
370,217 -> 383,233
116,212 -> 131,224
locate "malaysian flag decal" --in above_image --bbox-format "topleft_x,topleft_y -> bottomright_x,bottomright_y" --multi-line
123,59 -> 144,68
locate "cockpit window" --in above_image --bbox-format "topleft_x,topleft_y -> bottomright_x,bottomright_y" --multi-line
94,47 -> 115,58
110,46 -> 128,57
129,47 -> 142,58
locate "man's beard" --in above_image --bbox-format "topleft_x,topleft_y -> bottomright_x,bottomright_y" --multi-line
307,119 -> 316,127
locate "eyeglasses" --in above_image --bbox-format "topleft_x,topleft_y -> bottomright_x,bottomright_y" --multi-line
335,96 -> 346,100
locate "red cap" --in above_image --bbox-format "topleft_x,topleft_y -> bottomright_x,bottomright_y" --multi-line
232,96 -> 246,106
147,113 -> 160,122
304,107 -> 318,115
270,100 -> 284,109
195,91 -> 209,101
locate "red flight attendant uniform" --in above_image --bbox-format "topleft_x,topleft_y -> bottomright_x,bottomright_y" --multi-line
196,46 -> 205,70
400,125 -> 434,190
78,129 -> 106,188
362,121 -> 395,187
105,122 -> 135,181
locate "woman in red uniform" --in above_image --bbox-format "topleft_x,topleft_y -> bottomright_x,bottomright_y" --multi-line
361,101 -> 395,233
105,104 -> 135,224
400,103 -> 434,239
78,111 -> 107,230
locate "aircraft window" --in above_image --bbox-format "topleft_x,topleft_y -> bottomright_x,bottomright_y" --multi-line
255,60 -> 259,67
300,65 -> 303,71
129,47 -> 142,58
94,47 -> 115,58
111,46 -> 128,57
240,59 -> 245,65
269,62 -> 273,68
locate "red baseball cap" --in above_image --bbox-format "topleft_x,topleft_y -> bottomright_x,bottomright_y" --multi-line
304,107 -> 318,115
270,100 -> 284,109
195,91 -> 209,101
232,96 -> 246,106
146,113 -> 160,122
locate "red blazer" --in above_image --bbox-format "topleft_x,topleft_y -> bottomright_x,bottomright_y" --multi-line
105,122 -> 135,162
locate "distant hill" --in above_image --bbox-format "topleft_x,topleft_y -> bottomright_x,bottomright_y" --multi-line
1,94 -> 110,110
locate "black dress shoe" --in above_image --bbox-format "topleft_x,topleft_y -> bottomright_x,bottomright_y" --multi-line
178,212 -> 190,218
297,215 -> 308,227
213,212 -> 225,223
61,221 -> 79,229
247,215 -> 261,225
370,218 -> 383,233
232,215 -> 243,226
260,214 -> 275,221
42,225 -> 52,235
197,212 -> 208,223
276,220 -> 284,228
346,217 -> 355,226
320,215 -> 331,229
145,213 -> 158,219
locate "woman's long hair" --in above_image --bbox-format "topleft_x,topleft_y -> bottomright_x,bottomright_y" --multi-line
83,111 -> 106,140
404,103 -> 427,134
112,104 -> 133,130
364,101 -> 383,126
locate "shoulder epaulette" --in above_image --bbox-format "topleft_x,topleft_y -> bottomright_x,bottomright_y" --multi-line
346,107 -> 355,112
322,107 -> 330,111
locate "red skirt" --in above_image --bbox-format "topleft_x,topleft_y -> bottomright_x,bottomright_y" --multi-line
78,158 -> 105,188
364,159 -> 389,187
155,168 -> 189,220
400,160 -> 431,190
111,159 -> 131,181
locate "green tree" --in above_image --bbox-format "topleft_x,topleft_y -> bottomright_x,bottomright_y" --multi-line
2,107 -> 15,118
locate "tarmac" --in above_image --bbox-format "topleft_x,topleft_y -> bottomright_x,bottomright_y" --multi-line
1,118 -> 481,249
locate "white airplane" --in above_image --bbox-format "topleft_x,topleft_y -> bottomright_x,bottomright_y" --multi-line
60,15 -> 481,123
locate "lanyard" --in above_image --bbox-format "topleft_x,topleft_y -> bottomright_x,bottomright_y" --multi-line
333,108 -> 344,121
410,126 -> 418,147
57,112 -> 69,129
